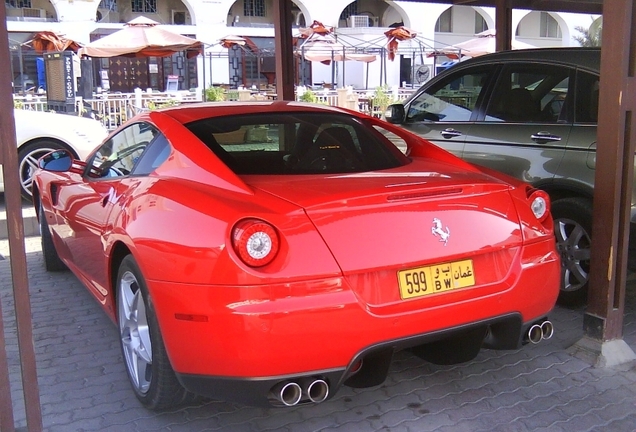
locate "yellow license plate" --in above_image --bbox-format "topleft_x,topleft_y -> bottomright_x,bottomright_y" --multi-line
398,259 -> 475,300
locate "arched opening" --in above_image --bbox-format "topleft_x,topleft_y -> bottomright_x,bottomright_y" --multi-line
337,0 -> 405,28
516,11 -> 564,46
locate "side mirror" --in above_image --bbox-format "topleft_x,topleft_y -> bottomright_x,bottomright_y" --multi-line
384,104 -> 406,124
39,149 -> 73,172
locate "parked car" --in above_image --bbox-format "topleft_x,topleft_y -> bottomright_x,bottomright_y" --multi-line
0,109 -> 108,200
33,101 -> 559,409
386,47 -> 616,306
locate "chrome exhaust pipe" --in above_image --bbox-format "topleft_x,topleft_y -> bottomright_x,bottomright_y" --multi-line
271,381 -> 302,407
541,320 -> 554,340
305,379 -> 329,404
527,324 -> 543,344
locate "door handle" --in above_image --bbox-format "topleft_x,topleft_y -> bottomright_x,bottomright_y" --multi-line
531,131 -> 562,144
440,128 -> 463,139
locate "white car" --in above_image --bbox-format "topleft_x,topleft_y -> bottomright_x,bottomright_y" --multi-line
0,109 -> 108,200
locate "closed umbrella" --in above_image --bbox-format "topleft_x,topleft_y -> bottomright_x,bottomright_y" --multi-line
28,31 -> 81,53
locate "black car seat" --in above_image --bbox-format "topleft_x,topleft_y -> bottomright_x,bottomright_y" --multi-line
501,87 -> 541,122
295,126 -> 361,171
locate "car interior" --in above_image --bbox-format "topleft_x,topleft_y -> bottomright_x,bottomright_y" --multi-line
186,114 -> 406,175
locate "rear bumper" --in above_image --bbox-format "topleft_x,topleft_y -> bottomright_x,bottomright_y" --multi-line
175,313 -> 547,407
149,239 -> 559,405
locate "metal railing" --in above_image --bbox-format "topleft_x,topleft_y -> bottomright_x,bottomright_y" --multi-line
13,88 -> 415,131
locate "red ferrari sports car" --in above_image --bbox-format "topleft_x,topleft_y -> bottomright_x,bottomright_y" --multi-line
33,101 -> 560,410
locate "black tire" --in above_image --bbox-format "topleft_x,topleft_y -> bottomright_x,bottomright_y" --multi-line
18,141 -> 70,201
38,203 -> 67,272
116,255 -> 196,410
551,197 -> 593,307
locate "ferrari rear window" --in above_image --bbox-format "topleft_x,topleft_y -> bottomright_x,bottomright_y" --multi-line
185,113 -> 408,174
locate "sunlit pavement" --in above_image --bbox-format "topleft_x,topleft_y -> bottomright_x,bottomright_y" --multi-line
1,207 -> 635,431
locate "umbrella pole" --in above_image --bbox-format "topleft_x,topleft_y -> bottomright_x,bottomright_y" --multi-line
202,53 -> 207,101
342,46 -> 345,87
256,52 -> 261,91
411,50 -> 415,88
210,53 -> 214,87
19,44 -> 24,94
366,61 -> 369,89
384,50 -> 389,86
331,50 -> 335,88
380,48 -> 384,86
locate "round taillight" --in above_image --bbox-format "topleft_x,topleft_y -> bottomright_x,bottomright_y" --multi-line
529,190 -> 550,222
232,219 -> 279,267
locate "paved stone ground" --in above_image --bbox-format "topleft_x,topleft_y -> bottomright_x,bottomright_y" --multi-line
1,238 -> 636,432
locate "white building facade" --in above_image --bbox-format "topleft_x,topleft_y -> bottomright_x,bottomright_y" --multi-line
6,0 -> 601,93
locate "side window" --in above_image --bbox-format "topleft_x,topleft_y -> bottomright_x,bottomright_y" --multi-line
574,71 -> 600,124
132,133 -> 171,175
87,122 -> 159,178
485,65 -> 572,123
406,66 -> 493,122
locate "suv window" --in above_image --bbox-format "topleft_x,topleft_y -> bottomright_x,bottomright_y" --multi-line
405,66 -> 494,122
485,65 -> 572,123
574,70 -> 600,124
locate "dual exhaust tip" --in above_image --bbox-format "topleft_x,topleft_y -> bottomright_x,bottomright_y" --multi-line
271,378 -> 329,407
527,320 -> 554,344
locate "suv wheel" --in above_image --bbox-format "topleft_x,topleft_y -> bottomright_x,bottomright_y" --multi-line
551,198 -> 592,306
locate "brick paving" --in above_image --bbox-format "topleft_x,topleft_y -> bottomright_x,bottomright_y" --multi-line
1,237 -> 636,431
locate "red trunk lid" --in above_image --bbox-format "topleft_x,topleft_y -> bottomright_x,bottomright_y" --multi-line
245,158 -> 523,273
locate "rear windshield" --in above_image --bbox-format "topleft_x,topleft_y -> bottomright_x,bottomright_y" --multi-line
185,112 -> 407,174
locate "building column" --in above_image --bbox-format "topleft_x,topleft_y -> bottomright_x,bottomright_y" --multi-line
568,0 -> 636,368
273,0 -> 295,101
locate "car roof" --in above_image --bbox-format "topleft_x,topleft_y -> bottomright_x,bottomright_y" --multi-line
453,47 -> 600,74
153,101 -> 359,125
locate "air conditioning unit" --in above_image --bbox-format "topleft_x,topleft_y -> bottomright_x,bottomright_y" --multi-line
172,10 -> 190,25
349,15 -> 369,28
21,8 -> 45,19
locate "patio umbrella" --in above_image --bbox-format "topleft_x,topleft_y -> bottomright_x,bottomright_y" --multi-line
219,35 -> 246,49
299,36 -> 376,64
384,26 -> 417,61
297,21 -> 376,65
78,16 -> 203,59
440,29 -> 535,58
27,31 -> 81,53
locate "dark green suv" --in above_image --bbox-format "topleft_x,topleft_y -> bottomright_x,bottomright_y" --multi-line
386,47 -> 635,306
